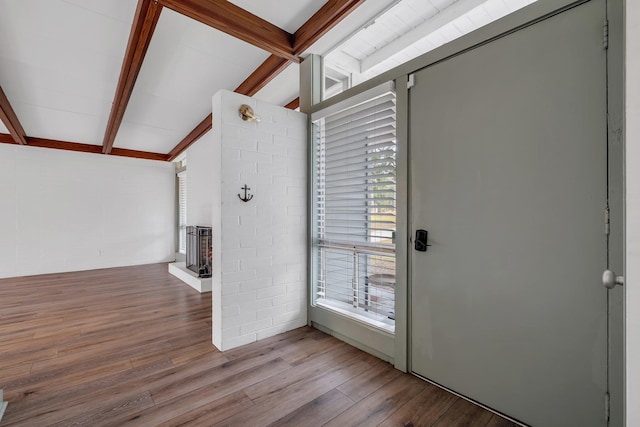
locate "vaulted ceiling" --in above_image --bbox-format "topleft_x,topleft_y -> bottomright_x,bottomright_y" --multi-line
0,0 -> 534,162
325,0 -> 536,86
0,0 -> 381,162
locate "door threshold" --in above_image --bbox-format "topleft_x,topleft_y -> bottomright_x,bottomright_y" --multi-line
411,372 -> 528,427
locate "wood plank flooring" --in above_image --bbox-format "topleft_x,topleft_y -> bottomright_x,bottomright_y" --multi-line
0,263 -> 518,426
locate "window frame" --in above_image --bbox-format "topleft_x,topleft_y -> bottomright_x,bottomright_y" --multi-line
311,81 -> 397,333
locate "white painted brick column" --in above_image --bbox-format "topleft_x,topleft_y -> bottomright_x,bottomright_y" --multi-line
211,90 -> 307,351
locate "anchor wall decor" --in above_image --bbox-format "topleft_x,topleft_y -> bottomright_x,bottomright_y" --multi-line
237,184 -> 253,202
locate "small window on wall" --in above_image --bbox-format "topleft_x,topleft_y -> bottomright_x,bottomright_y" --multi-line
312,81 -> 397,332
177,168 -> 187,254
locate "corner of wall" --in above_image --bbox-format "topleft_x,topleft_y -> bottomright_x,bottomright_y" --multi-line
211,91 -> 224,349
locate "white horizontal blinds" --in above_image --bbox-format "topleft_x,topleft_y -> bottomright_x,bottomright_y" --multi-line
313,81 -> 396,325
316,91 -> 396,248
318,247 -> 396,320
178,172 -> 187,254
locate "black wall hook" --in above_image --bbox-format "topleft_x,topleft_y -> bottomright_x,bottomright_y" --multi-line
238,184 -> 253,202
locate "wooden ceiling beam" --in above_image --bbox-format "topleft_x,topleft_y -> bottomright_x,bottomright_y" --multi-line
166,114 -> 212,162
110,147 -> 171,162
29,137 -> 102,154
3,2 -> 366,161
157,0 -> 296,61
0,86 -> 28,145
165,0 -> 366,161
102,0 -> 162,155
164,91 -> 297,161
293,0 -> 366,54
0,133 -> 169,161
165,54 -> 287,162
0,133 -> 16,144
284,97 -> 300,110
235,55 -> 291,97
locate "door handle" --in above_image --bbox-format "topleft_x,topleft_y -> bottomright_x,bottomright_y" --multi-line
602,270 -> 624,289
415,229 -> 431,252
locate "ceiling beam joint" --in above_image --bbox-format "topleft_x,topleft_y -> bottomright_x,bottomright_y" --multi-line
0,86 -> 28,145
157,0 -> 297,61
102,0 -> 163,154
284,98 -> 300,110
0,133 -> 169,161
166,0 -> 367,161
293,0 -> 366,54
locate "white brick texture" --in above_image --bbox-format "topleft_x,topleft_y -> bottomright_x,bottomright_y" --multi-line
210,90 -> 307,351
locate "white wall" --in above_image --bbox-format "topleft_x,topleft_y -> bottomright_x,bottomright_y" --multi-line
0,144 -> 175,278
210,90 -> 307,351
626,1 -> 640,424
186,129 -> 214,227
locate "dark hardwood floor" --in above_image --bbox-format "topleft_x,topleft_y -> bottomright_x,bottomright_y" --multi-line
0,263 -> 517,426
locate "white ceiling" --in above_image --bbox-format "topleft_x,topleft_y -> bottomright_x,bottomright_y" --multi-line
340,0 -> 459,61
0,0 -> 538,157
300,0 -> 402,57
325,0 -> 537,84
0,0 -> 136,145
0,121 -> 8,134
0,0 -> 334,155
254,63 -> 300,108
113,8 -> 271,153
229,0 -> 327,34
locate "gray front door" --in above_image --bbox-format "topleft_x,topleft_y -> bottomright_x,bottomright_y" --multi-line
409,1 -> 609,425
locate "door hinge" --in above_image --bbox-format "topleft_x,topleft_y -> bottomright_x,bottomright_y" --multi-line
407,74 -> 415,89
604,392 -> 610,422
603,19 -> 609,50
605,204 -> 610,236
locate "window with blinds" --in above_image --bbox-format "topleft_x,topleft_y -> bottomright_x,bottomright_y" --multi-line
312,82 -> 396,332
177,171 -> 187,254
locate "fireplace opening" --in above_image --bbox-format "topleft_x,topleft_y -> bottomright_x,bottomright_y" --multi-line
186,226 -> 212,278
